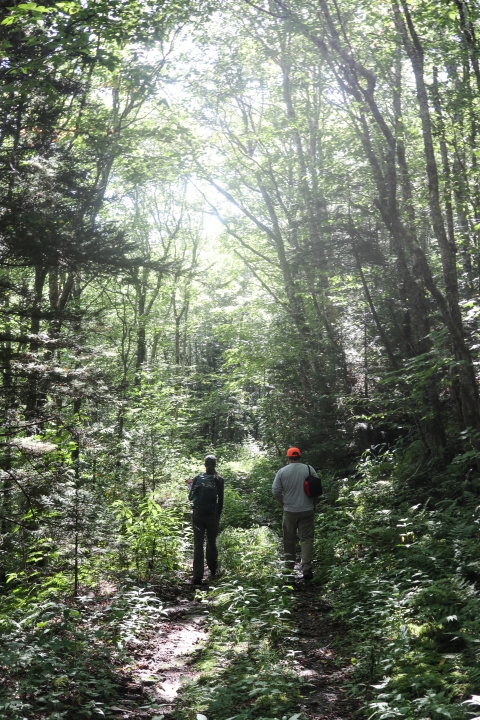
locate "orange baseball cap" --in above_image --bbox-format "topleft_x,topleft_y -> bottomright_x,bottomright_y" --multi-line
286,447 -> 301,457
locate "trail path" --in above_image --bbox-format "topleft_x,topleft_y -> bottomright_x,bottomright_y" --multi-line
112,576 -> 358,720
290,584 -> 358,720
113,581 -> 207,718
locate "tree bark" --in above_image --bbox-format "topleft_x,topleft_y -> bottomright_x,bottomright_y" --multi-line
352,243 -> 399,370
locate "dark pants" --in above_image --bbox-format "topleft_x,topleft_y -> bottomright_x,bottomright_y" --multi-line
192,511 -> 220,580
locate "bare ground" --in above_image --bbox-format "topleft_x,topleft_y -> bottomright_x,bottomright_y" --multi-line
112,579 -> 208,718
290,584 -> 359,720
109,573 -> 359,720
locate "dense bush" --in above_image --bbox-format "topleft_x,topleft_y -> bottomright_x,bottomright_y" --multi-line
220,486 -> 256,530
113,497 -> 189,581
0,586 -> 164,720
314,446 -> 480,720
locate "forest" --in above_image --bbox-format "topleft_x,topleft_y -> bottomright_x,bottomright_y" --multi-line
2,0 -> 480,719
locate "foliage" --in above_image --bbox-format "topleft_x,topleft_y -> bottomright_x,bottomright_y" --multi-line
0,585 -> 164,719
220,486 -> 256,530
174,526 -> 302,720
2,0 -> 480,717
113,496 -> 188,580
314,446 -> 480,719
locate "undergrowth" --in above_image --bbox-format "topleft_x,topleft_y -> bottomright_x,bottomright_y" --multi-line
13,439 -> 480,720
0,585 -> 165,719
173,526 -> 304,720
315,443 -> 480,720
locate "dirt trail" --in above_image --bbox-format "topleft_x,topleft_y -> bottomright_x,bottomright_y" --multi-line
290,585 -> 358,720
113,583 -> 208,718
112,576 -> 358,720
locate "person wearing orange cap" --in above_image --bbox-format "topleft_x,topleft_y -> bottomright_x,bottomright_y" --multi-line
272,447 -> 318,582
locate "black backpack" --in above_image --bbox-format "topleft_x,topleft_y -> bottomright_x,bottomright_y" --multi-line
190,473 -> 219,515
303,465 -> 323,498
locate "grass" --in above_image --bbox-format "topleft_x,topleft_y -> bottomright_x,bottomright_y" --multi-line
172,526 -> 305,720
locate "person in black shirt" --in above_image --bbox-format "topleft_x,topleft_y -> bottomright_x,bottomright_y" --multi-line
188,454 -> 224,585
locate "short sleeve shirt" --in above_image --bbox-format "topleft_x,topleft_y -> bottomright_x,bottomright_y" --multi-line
272,462 -> 317,512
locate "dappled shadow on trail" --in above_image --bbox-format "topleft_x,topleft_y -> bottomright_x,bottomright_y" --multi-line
291,584 -> 358,720
112,580 -> 210,719
112,575 -> 358,720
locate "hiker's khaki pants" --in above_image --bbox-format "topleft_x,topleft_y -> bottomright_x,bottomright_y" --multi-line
282,510 -> 315,575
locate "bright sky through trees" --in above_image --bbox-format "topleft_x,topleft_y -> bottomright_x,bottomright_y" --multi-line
2,1 -> 480,718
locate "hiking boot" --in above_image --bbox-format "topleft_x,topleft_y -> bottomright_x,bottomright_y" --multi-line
193,577 -> 203,586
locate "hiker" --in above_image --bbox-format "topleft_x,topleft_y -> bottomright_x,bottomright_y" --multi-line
272,447 -> 319,582
188,454 -> 224,585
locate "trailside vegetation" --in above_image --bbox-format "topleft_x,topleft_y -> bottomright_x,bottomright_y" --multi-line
2,1 -> 480,719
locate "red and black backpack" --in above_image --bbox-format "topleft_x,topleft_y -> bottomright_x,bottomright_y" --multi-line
303,465 -> 323,498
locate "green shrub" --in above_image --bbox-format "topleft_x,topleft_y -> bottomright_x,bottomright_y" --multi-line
0,586 -> 163,719
218,526 -> 283,580
312,447 -> 480,720
220,486 -> 255,530
113,496 -> 189,579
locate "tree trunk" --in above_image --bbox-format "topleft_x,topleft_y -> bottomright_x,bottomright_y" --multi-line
25,265 -> 47,421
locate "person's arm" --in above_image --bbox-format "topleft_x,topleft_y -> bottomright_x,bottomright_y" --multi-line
216,476 -> 224,515
188,476 -> 198,502
272,468 -> 284,507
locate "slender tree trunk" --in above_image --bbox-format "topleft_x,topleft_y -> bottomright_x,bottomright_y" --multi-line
455,0 -> 480,95
431,68 -> 456,257
394,2 -> 461,324
0,290 -> 13,584
72,395 -> 81,596
394,0 -> 480,431
25,265 -> 47,421
353,245 -> 399,370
